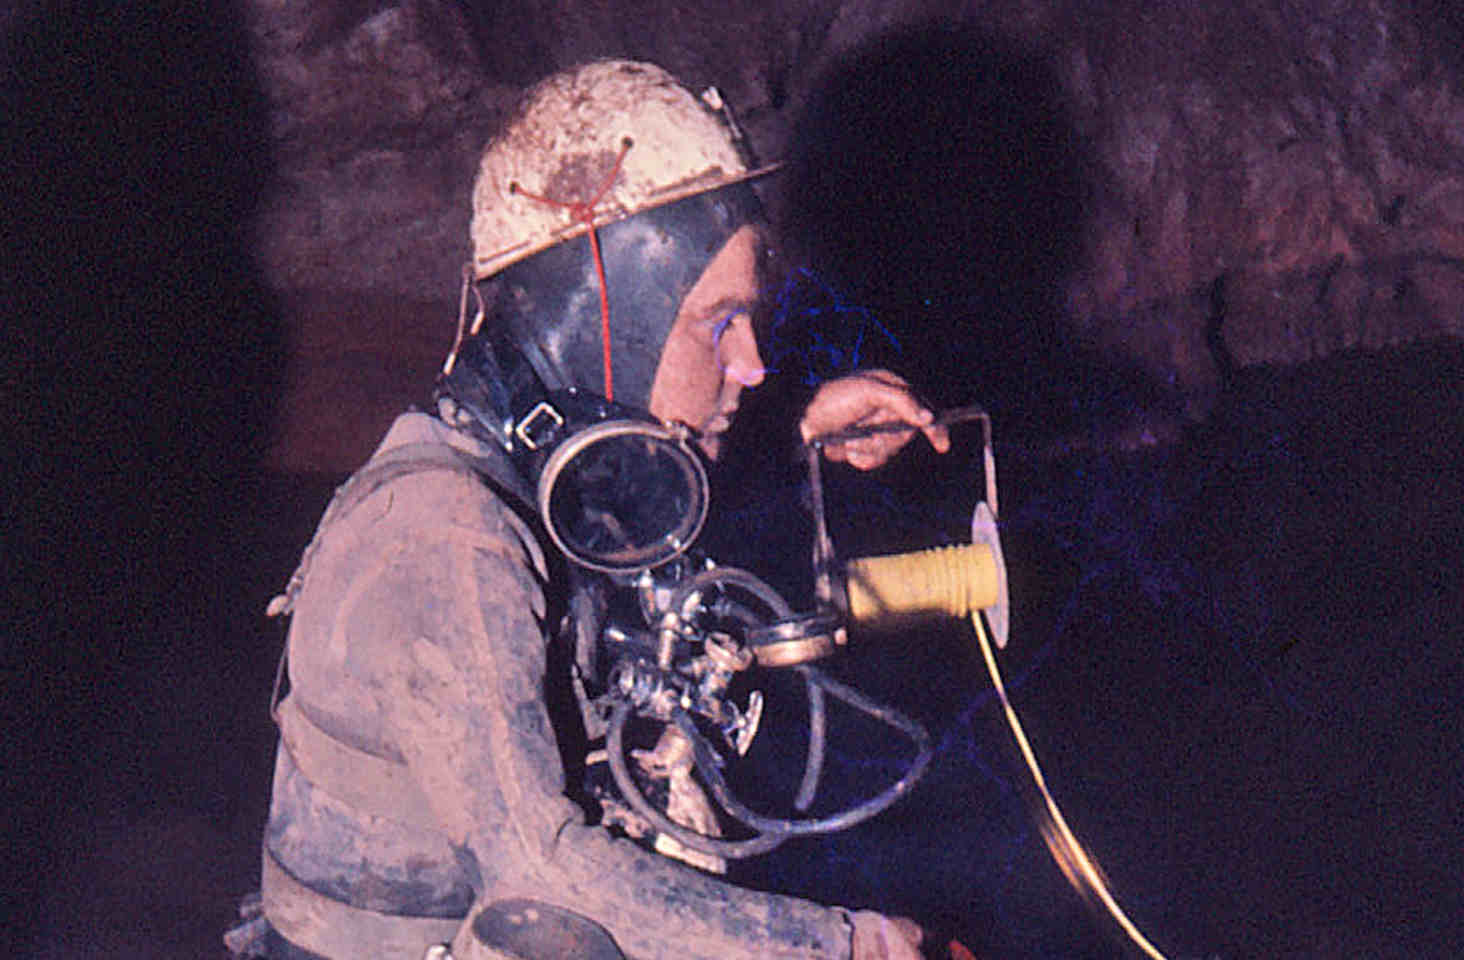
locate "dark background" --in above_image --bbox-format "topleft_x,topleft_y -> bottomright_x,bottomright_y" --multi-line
4,3 -> 1463,958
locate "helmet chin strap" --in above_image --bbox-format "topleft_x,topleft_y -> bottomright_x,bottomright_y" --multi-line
508,138 -> 634,402
441,262 -> 488,378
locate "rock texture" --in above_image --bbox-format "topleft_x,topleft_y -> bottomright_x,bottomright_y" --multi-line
243,0 -> 503,298
240,0 -> 1464,470
1053,0 -> 1464,407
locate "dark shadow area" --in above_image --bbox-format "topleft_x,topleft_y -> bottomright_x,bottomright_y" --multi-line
2,1 -> 286,951
1411,0 -> 1464,76
774,24 -> 1178,443
724,339 -> 1464,959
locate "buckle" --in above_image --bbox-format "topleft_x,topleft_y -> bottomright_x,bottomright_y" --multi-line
514,401 -> 565,451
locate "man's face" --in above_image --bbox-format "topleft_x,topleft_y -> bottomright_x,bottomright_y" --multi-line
648,225 -> 765,460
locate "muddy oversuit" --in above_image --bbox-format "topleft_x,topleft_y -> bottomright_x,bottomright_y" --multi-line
258,411 -> 855,959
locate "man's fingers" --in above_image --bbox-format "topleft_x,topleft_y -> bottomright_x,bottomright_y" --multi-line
830,422 -> 946,470
923,422 -> 952,454
845,379 -> 930,435
799,369 -> 953,469
887,915 -> 924,946
824,428 -> 914,470
850,910 -> 924,960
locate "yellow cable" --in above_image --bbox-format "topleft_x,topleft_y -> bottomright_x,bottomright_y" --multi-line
971,611 -> 1170,960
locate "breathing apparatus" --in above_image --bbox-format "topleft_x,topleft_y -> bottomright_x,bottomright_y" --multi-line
433,59 -> 1002,864
436,58 -> 1175,959
448,348 -> 1014,866
579,408 -> 1010,866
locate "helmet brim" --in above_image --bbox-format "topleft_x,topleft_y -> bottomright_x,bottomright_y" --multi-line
473,163 -> 781,280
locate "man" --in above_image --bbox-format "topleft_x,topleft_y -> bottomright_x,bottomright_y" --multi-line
237,60 -> 945,960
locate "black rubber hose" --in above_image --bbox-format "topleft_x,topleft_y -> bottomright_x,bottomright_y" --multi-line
616,567 -> 930,853
673,666 -> 931,837
605,699 -> 786,859
793,665 -> 826,812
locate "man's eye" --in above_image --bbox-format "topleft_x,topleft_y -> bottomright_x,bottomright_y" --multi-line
712,309 -> 749,344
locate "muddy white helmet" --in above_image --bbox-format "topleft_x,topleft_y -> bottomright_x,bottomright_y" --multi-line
443,59 -> 773,425
471,59 -> 768,279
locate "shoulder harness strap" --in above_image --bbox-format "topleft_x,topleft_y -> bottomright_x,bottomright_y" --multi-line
266,438 -> 534,718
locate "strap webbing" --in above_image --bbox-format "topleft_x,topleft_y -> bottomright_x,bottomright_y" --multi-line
262,848 -> 461,960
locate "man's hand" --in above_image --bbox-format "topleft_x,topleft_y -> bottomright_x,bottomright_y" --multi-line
799,370 -> 952,470
850,910 -> 925,960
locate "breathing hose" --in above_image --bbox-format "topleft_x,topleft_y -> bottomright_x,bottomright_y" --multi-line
672,668 -> 932,836
604,665 -> 932,858
605,699 -> 787,859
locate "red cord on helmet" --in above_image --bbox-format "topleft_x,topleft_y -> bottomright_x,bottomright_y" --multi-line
509,138 -> 633,400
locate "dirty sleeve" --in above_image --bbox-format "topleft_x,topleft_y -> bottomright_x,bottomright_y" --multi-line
360,468 -> 855,960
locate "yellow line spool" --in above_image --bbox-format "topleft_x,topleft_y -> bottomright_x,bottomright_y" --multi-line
843,503 -> 1010,649
845,543 -> 1002,622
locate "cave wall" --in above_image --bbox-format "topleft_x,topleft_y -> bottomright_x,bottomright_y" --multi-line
242,0 -> 1464,471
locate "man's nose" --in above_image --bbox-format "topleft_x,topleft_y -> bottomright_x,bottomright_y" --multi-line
719,313 -> 766,388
